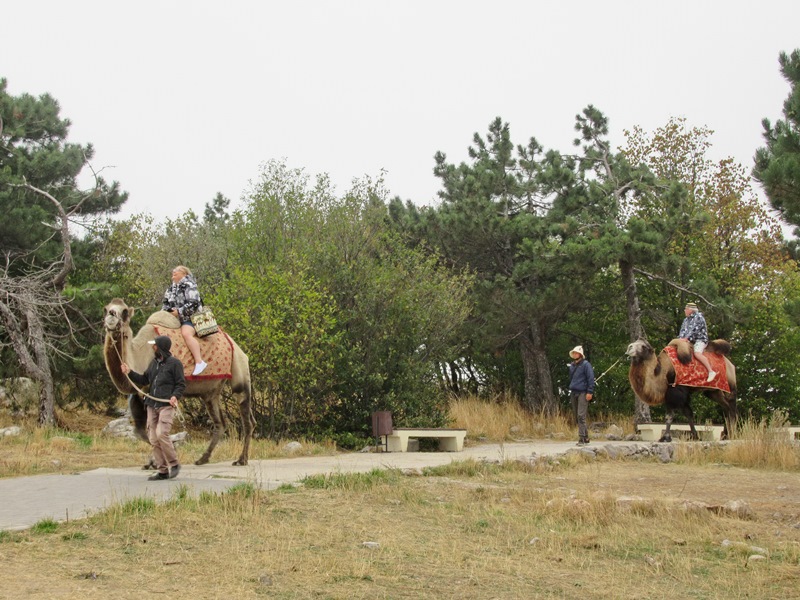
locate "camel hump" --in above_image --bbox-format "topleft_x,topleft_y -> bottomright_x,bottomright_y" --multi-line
667,338 -> 693,364
707,339 -> 731,356
146,310 -> 181,329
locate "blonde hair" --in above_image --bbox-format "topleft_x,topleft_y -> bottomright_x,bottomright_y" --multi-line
173,265 -> 191,277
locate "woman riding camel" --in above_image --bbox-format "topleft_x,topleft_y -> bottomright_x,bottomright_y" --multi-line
162,265 -> 207,376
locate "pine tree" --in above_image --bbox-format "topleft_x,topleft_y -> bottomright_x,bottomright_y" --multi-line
754,50 -> 800,231
0,78 -> 127,424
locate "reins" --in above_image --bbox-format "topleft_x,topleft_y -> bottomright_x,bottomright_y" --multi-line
594,355 -> 625,383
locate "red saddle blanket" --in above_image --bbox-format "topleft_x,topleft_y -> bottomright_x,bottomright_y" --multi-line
664,345 -> 730,393
153,326 -> 234,381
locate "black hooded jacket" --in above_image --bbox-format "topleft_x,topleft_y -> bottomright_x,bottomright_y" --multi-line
128,336 -> 187,408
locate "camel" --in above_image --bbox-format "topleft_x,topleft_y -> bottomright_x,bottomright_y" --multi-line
103,298 -> 255,466
626,338 -> 737,442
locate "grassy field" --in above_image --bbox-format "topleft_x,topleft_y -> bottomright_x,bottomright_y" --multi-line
2,457 -> 799,599
1,400 -> 800,598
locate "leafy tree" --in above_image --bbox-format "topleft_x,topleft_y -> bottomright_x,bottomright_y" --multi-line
0,78 -> 126,270
92,161 -> 470,438
237,162 -> 468,433
754,49 -> 800,232
0,79 -> 126,424
393,118 -> 601,414
558,106 -> 687,422
625,117 -> 800,419
92,208 -> 233,313
211,264 -> 341,438
204,192 -> 231,225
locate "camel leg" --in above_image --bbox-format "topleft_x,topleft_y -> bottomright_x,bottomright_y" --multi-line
233,384 -> 254,466
660,412 -> 673,443
128,394 -> 148,441
127,394 -> 157,469
682,405 -> 699,441
196,391 -> 226,465
706,388 -> 738,439
723,399 -> 738,439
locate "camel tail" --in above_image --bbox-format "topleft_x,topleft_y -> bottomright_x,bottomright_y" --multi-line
707,339 -> 731,356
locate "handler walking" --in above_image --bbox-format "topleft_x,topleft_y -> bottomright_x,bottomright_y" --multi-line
121,335 -> 185,480
569,345 -> 595,446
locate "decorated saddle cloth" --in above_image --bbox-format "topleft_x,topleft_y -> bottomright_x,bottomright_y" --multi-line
152,325 -> 234,381
663,345 -> 730,393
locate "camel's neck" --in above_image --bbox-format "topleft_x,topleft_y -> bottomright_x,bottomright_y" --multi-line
630,355 -> 668,406
104,326 -> 136,394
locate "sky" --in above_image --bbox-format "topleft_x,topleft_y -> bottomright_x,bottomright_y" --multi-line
3,1 -> 799,224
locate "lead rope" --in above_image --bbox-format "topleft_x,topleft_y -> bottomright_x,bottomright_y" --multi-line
112,333 -> 186,424
594,356 -> 624,383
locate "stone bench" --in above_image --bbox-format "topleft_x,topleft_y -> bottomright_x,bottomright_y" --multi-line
637,423 -> 724,442
775,427 -> 800,441
381,428 -> 467,452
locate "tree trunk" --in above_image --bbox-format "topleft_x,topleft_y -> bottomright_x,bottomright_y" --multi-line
620,259 -> 652,424
0,291 -> 56,425
520,323 -> 557,415
37,374 -> 56,426
447,361 -> 460,393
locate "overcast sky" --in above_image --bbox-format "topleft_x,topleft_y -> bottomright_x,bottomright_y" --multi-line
3,1 -> 799,223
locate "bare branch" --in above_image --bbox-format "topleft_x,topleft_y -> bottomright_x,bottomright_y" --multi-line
13,181 -> 73,290
632,267 -> 717,307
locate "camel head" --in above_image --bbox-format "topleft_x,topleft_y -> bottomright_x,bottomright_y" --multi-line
625,339 -> 655,364
103,298 -> 134,334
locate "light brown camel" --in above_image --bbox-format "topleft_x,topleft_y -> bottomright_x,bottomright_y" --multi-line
626,338 -> 737,442
103,298 -> 255,466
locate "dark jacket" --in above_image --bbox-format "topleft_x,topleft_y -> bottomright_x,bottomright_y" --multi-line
128,338 -> 186,408
569,359 -> 595,395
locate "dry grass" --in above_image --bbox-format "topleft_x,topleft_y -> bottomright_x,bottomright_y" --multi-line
0,416 -> 339,478
448,394 -> 635,441
3,401 -> 800,597
676,411 -> 800,470
2,460 -> 800,599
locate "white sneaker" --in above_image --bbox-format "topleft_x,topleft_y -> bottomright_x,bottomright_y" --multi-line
706,370 -> 716,383
192,361 -> 207,376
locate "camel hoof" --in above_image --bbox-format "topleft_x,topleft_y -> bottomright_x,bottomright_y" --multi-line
233,459 -> 248,466
195,456 -> 210,466
659,436 -> 672,443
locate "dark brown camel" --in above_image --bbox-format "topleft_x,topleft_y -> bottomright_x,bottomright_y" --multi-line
626,338 -> 737,442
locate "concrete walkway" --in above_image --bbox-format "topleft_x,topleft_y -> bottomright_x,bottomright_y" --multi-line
0,440 -> 621,531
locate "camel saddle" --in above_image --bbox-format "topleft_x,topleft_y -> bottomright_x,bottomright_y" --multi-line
663,345 -> 730,393
148,313 -> 234,380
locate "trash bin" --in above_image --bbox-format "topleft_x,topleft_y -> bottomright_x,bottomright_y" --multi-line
371,411 -> 393,451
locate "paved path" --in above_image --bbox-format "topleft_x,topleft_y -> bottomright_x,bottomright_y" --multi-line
0,440 -> 621,531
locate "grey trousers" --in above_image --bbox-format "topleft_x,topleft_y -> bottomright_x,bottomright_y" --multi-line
571,392 -> 589,441
146,405 -> 179,473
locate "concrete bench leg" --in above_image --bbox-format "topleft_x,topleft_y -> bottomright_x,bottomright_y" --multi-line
439,437 -> 458,452
438,435 -> 465,451
384,434 -> 409,452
